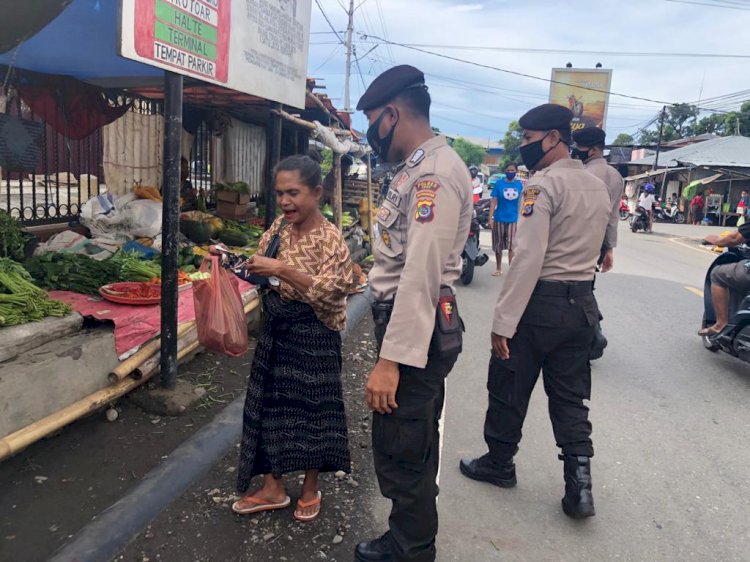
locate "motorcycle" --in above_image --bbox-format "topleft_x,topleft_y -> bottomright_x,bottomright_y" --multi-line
700,244 -> 750,362
629,206 -> 649,233
619,199 -> 630,221
653,202 -> 685,224
461,210 -> 489,285
475,197 -> 491,229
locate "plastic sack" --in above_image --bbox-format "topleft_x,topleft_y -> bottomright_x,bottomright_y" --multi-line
193,255 -> 249,357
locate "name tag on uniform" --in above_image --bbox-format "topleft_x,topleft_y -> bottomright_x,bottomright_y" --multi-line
385,189 -> 402,207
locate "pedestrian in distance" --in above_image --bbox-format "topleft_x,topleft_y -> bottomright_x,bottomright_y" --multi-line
460,103 -> 610,520
690,192 -> 705,225
231,155 -> 354,523
354,65 -> 473,562
488,162 -> 522,276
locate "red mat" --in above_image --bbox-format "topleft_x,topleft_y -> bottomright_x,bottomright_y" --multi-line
49,279 -> 255,358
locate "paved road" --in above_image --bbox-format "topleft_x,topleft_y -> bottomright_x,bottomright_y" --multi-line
431,222 -> 750,561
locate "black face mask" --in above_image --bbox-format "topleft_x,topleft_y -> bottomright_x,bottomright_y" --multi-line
571,147 -> 590,161
519,132 -> 553,171
367,108 -> 398,162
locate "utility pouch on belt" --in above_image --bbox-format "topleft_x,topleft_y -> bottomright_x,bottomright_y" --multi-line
429,286 -> 463,358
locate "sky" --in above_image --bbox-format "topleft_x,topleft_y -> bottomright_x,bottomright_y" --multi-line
306,0 -> 750,144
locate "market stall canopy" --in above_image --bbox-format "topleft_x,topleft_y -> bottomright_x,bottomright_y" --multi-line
623,168 -> 689,182
681,173 -> 724,199
0,0 -> 162,85
627,136 -> 750,168
0,1 -> 72,55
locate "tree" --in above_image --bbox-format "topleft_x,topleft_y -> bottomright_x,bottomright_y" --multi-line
613,133 -> 635,145
320,148 -> 333,176
452,137 -> 486,166
692,101 -> 750,137
431,126 -> 441,134
501,120 -> 522,167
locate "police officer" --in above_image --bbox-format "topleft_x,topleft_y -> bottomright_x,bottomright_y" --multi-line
354,65 -> 473,561
572,126 -> 625,358
459,104 -> 610,519
572,126 -> 624,272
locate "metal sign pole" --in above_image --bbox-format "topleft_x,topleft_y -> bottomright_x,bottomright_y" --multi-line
160,70 -> 183,390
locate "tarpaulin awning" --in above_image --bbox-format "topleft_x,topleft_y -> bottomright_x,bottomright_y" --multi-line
0,0 -> 161,85
681,173 -> 724,199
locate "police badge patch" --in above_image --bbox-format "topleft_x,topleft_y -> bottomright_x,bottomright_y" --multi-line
381,229 -> 392,248
414,180 -> 440,223
522,187 -> 541,217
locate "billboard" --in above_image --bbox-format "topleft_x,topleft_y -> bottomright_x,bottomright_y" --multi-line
549,68 -> 612,132
120,0 -> 312,108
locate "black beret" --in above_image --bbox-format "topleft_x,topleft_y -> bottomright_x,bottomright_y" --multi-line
356,65 -> 426,111
573,127 -> 606,146
519,103 -> 573,133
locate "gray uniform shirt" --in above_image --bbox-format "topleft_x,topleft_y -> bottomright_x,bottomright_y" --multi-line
370,135 -> 473,368
492,158 -> 610,338
585,156 -> 624,249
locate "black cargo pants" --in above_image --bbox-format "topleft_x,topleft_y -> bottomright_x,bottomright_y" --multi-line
484,281 -> 598,461
371,303 -> 459,562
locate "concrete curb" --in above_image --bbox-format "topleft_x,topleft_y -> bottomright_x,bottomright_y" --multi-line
50,288 -> 373,562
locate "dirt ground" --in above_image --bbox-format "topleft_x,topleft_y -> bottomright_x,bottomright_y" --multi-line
0,316 -> 382,562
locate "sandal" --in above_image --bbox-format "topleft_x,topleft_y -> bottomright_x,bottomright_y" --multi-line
698,327 -> 721,337
492,270 -> 503,277
293,491 -> 322,522
231,494 -> 291,515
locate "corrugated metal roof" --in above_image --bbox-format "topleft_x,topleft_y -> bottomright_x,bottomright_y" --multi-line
628,136 -> 750,168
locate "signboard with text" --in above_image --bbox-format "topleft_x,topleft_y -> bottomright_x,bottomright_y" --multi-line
120,0 -> 312,108
549,68 -> 612,132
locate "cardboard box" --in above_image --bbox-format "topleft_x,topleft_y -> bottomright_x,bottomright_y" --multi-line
216,190 -> 250,205
216,200 -> 249,220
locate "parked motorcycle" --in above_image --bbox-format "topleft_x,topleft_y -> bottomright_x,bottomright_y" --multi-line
630,206 -> 649,233
475,197 -> 491,229
461,210 -> 489,285
619,199 -> 630,221
653,203 -> 685,224
700,244 -> 750,362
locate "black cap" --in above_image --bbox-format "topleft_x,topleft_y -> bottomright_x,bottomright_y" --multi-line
573,127 -> 606,147
356,65 -> 426,111
519,103 -> 573,139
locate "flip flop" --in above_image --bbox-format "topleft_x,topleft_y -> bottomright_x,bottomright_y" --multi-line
231,494 -> 291,515
698,327 -> 721,337
492,270 -> 503,277
293,491 -> 322,522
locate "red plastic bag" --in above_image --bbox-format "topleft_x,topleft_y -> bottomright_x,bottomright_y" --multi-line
193,256 -> 249,357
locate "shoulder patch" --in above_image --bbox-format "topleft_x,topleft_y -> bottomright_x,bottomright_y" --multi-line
521,187 -> 541,217
385,189 -> 402,207
415,197 -> 436,223
415,179 -> 441,195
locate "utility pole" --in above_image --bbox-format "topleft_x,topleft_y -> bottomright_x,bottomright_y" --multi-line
652,106 -> 667,171
343,0 -> 355,113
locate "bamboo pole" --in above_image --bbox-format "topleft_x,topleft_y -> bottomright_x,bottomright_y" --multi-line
0,298 -> 260,462
366,158 -> 374,247
333,153 -> 343,229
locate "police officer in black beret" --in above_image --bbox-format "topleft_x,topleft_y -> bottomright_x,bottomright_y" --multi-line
355,65 -> 473,561
572,126 -> 624,359
460,104 -> 611,519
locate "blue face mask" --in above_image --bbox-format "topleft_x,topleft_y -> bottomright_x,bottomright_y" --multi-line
505,172 -> 516,180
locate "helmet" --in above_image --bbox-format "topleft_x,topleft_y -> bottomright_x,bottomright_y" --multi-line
469,165 -> 479,178
644,183 -> 655,193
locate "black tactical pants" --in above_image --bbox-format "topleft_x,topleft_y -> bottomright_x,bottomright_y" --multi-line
484,282 -> 598,461
372,305 -> 458,562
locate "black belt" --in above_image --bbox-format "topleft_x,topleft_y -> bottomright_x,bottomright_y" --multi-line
533,280 -> 594,298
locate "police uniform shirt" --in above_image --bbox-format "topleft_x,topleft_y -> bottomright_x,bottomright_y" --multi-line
585,156 -> 624,249
370,135 -> 473,368
492,158 -> 610,338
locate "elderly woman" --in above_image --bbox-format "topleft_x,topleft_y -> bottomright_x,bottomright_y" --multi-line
231,155 -> 353,522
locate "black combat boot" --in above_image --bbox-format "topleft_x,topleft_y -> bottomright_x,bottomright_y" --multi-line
355,532 -> 394,561
459,454 -> 517,488
560,454 -> 595,519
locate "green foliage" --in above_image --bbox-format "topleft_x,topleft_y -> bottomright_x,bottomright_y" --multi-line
501,120 -> 522,168
320,148 -> 334,176
431,126 -> 441,134
613,133 -> 635,145
452,137 -> 486,167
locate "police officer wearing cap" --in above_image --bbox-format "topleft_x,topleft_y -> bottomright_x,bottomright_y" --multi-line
572,126 -> 625,358
460,104 -> 610,519
354,65 -> 473,561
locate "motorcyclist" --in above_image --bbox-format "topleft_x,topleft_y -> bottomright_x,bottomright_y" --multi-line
470,166 -> 482,204
699,224 -> 750,336
638,184 -> 657,233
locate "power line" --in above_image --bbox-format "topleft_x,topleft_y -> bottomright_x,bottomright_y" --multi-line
314,0 -> 346,45
361,34 -> 737,114
664,0 -> 750,9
